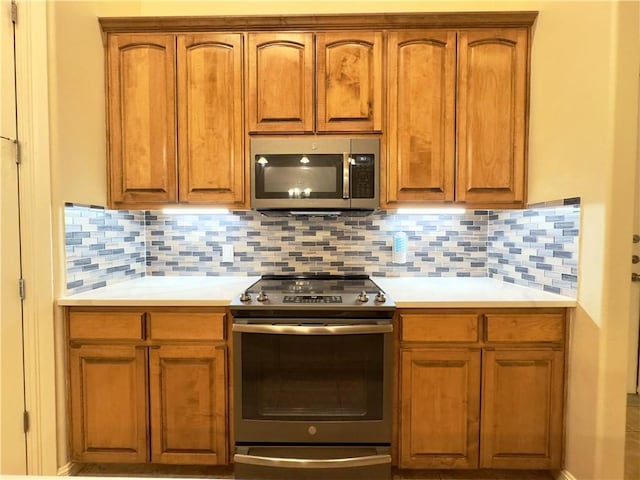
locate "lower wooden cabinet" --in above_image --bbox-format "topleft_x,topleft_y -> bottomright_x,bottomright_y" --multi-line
67,308 -> 228,465
397,309 -> 566,470
69,344 -> 149,463
149,345 -> 227,464
400,348 -> 480,468
480,348 -> 564,469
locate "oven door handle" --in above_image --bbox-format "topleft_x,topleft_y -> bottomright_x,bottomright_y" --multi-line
232,323 -> 392,335
234,453 -> 391,469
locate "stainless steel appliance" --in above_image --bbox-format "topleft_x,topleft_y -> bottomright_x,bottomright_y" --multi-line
230,275 -> 395,480
250,137 -> 380,216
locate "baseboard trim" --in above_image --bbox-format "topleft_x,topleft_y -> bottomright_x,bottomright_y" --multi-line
556,469 -> 578,480
57,462 -> 82,476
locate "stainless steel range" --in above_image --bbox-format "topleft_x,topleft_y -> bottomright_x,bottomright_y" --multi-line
230,275 -> 395,480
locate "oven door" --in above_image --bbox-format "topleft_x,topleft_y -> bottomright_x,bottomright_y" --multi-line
233,323 -> 393,445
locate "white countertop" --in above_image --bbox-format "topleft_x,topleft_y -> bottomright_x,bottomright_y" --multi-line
374,277 -> 576,308
57,275 -> 576,308
57,276 -> 260,306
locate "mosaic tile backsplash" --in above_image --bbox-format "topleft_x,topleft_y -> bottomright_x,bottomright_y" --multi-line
64,205 -> 146,292
64,201 -> 580,297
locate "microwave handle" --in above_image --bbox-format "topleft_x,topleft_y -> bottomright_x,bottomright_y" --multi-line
342,152 -> 350,199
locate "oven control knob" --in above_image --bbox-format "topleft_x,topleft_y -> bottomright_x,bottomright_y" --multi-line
239,290 -> 251,302
375,291 -> 387,303
357,291 -> 369,303
257,290 -> 269,302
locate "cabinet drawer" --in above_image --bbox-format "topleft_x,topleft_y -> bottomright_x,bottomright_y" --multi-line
69,311 -> 144,341
149,312 -> 225,341
485,313 -> 565,343
401,313 -> 479,342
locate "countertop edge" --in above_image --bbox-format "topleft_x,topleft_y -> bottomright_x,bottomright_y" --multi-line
58,299 -> 577,308
57,299 -> 233,307
393,300 -> 577,308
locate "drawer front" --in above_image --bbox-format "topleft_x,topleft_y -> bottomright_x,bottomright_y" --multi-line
401,313 -> 479,343
69,311 -> 144,341
149,312 -> 225,341
485,313 -> 565,343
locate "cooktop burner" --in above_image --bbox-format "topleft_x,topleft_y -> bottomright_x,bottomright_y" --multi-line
229,274 -> 395,313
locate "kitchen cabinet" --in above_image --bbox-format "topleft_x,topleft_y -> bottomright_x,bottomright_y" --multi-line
386,30 -> 456,204
247,33 -> 314,133
385,28 -> 529,208
106,33 -> 245,209
456,29 -> 528,206
101,14 -> 536,210
107,34 -> 177,206
400,348 -> 481,468
397,309 -> 565,470
69,343 -> 148,463
247,31 -> 382,133
67,308 -> 229,465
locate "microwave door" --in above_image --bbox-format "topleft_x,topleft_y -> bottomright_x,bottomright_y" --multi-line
252,152 -> 350,210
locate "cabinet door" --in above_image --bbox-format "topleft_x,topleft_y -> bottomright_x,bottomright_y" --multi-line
248,33 -> 314,133
177,34 -> 245,206
481,349 -> 564,469
149,344 -> 227,465
399,348 -> 480,468
457,29 -> 528,206
386,30 -> 456,205
316,31 -> 383,132
69,344 -> 148,463
107,34 -> 177,207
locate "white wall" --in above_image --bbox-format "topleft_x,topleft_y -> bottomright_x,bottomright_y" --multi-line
45,1 -> 640,478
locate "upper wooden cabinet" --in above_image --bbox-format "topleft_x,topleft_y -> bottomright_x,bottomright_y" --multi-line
248,33 -> 314,133
386,30 -> 456,204
457,29 -> 528,206
316,32 -> 383,132
106,33 -> 245,209
177,34 -> 245,205
247,31 -> 383,133
385,27 -> 530,208
101,13 -> 536,209
107,34 -> 177,206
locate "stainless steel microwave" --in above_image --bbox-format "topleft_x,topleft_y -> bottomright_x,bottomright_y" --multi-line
250,136 -> 380,216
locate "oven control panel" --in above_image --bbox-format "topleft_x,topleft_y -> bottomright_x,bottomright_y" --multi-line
283,295 -> 342,304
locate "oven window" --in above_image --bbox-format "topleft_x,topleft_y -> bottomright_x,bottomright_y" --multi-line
241,333 -> 384,421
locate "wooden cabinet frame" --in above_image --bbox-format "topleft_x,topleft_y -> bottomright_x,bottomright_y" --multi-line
100,12 -> 537,210
66,307 -> 229,466
396,308 -> 567,470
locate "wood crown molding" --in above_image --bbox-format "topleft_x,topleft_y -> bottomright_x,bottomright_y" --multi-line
98,11 -> 538,34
